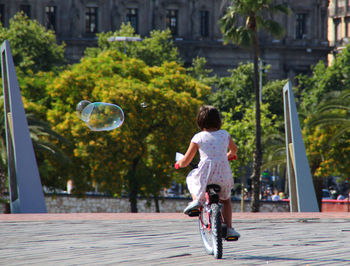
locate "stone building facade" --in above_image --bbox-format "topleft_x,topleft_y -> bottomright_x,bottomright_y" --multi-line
0,0 -> 331,80
328,0 -> 350,62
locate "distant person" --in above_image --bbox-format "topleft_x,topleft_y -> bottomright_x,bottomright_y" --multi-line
266,189 -> 272,201
272,190 -> 281,201
337,194 -> 345,200
279,191 -> 285,199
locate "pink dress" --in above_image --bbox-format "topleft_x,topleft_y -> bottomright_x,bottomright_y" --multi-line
186,130 -> 234,201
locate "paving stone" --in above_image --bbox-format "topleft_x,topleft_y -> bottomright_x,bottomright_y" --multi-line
0,213 -> 350,265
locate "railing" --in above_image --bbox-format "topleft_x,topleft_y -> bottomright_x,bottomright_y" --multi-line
281,198 -> 350,212
321,199 -> 350,212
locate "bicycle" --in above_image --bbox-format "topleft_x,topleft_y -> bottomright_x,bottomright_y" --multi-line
175,152 -> 238,259
187,184 -> 238,259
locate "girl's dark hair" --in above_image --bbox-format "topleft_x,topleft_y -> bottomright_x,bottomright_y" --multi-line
196,105 -> 221,130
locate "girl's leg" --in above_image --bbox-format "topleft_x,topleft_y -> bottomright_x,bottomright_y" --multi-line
221,198 -> 240,238
221,198 -> 232,228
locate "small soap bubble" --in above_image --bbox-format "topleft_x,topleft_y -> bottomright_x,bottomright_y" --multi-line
76,100 -> 91,119
76,101 -> 124,131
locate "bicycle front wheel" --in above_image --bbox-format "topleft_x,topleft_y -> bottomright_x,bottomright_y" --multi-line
198,203 -> 223,259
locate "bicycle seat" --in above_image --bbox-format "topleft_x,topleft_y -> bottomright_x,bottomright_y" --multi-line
206,184 -> 220,203
206,184 -> 221,193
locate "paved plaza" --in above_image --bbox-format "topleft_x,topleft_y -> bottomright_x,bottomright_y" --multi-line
1,212 -> 350,265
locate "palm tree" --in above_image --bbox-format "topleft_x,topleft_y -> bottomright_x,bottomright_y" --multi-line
305,90 -> 350,207
262,132 -> 288,194
220,0 -> 287,212
307,90 -> 350,143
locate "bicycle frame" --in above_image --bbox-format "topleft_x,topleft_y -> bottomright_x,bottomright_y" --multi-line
199,190 -> 223,233
197,184 -> 223,259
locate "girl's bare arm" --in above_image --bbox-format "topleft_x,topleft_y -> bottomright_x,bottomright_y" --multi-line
177,142 -> 198,168
227,137 -> 238,160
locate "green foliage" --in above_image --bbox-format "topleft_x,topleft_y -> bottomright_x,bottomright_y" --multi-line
263,79 -> 288,119
222,103 -> 281,180
187,57 -> 215,84
298,44 -> 350,185
209,63 -> 255,120
0,95 -> 68,193
298,44 -> 350,113
209,63 -> 281,120
85,23 -> 180,67
0,12 -> 65,72
304,90 -> 350,182
304,122 -> 350,190
17,70 -> 58,118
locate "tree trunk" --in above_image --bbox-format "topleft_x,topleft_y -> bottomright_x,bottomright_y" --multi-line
129,158 -> 140,213
0,166 -> 7,198
241,175 -> 246,212
154,195 -> 160,213
250,31 -> 262,213
310,163 -> 322,212
313,176 -> 323,212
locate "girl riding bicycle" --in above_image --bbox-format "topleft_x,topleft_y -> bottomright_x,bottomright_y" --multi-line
175,105 -> 240,239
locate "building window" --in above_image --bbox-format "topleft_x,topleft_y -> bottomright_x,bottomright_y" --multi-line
126,8 -> 138,33
166,9 -> 178,36
334,18 -> 342,41
345,18 -> 350,38
337,0 -> 346,13
200,11 -> 209,37
85,7 -> 98,33
20,5 -> 31,18
295,13 -> 306,39
45,6 -> 56,31
0,5 -> 4,25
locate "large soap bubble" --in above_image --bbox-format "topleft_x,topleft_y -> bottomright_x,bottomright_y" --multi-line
76,101 -> 124,131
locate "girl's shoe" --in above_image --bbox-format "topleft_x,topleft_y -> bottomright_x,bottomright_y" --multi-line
226,227 -> 240,241
183,200 -> 201,214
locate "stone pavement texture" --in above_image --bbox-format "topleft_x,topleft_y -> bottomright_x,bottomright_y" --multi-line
1,212 -> 350,265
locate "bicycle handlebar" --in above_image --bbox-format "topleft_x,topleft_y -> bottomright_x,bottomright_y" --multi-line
228,154 -> 237,161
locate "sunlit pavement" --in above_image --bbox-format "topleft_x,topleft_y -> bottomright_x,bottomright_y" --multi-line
1,212 -> 350,265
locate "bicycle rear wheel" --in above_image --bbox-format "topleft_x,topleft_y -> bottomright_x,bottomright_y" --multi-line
198,203 -> 223,259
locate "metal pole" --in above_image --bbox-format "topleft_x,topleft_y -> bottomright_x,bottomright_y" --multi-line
259,59 -> 262,103
347,177 -> 349,212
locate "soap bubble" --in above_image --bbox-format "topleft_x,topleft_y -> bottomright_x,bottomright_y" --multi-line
76,101 -> 124,131
140,102 -> 148,108
76,100 -> 91,119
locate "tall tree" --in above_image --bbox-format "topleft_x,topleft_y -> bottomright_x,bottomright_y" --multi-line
47,50 -> 210,212
220,0 -> 287,212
